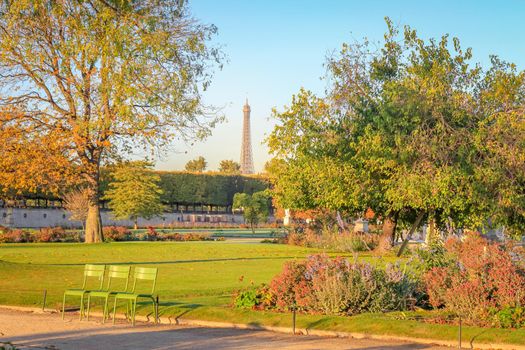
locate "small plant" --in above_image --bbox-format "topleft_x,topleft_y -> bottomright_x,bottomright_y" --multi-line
233,284 -> 274,310
412,242 -> 454,275
494,307 -> 525,329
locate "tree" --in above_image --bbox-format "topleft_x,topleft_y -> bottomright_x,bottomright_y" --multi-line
0,1 -> 222,242
218,160 -> 241,174
185,156 -> 207,172
233,191 -> 270,233
267,19 -> 491,251
104,161 -> 163,230
62,188 -> 90,226
473,58 -> 525,237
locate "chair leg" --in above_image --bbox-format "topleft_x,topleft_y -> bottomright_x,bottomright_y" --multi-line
112,297 -> 118,325
61,294 -> 66,320
152,298 -> 157,324
79,294 -> 84,321
132,299 -> 137,326
86,295 -> 91,321
103,297 -> 109,324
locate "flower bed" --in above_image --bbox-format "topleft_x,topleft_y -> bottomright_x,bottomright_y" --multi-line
234,254 -> 420,315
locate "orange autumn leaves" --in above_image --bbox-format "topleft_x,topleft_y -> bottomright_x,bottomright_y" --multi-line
0,108 -> 79,196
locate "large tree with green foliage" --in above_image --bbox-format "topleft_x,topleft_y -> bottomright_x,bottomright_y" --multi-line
267,18 -> 525,250
233,191 -> 270,233
0,0 -> 222,242
104,161 -> 163,229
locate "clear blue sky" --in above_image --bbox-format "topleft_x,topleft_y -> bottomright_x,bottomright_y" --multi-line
156,0 -> 525,172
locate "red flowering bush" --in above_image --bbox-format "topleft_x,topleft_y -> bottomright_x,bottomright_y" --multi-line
0,229 -> 34,243
424,233 -> 525,326
270,259 -> 314,311
35,227 -> 67,242
103,226 -> 131,242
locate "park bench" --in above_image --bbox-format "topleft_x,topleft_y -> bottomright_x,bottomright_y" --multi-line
112,267 -> 159,326
85,265 -> 131,323
61,264 -> 105,320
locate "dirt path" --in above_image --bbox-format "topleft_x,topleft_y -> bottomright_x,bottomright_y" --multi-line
0,308 -> 448,350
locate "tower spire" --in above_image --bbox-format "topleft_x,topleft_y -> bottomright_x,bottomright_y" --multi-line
240,99 -> 254,174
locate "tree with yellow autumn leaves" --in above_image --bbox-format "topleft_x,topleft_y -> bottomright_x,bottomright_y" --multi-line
0,0 -> 222,242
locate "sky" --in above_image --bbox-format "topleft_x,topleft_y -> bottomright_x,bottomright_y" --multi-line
156,0 -> 525,172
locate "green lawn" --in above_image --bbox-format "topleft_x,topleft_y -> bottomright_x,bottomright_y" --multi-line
1,241 -> 524,346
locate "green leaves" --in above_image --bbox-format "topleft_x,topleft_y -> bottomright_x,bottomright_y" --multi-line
267,18 -> 525,237
104,161 -> 164,223
233,191 -> 270,231
185,156 -> 207,172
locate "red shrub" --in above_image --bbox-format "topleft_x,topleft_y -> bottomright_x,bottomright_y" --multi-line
103,226 -> 131,241
163,233 -> 184,241
269,259 -> 314,311
0,229 -> 34,243
35,227 -> 67,242
146,226 -> 158,241
424,233 -> 525,326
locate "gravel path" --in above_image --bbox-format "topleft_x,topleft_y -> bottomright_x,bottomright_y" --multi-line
0,308 -> 448,350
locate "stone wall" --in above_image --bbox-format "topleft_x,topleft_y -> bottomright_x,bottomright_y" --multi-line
0,207 -> 246,229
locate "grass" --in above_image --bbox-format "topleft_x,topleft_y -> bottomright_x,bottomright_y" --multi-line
1,241 -> 524,346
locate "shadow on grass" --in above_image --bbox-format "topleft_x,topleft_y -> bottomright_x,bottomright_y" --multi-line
154,300 -> 203,322
33,256 -> 298,266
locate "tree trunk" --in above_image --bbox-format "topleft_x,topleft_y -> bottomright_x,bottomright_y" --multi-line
83,160 -> 104,243
377,212 -> 398,252
425,215 -> 438,246
397,211 -> 426,257
134,218 -> 138,230
85,201 -> 103,243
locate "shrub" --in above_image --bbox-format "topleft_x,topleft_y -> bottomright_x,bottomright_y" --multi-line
270,259 -> 314,311
35,227 -> 67,242
0,229 -> 34,243
412,242 -> 455,275
284,224 -> 378,252
266,254 -> 419,315
494,307 -> 525,329
103,226 -> 131,242
161,232 -> 213,241
233,285 -> 274,310
146,226 -> 158,241
424,233 -> 525,327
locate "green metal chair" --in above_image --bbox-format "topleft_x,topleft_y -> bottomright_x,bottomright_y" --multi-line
62,264 -> 105,320
86,265 -> 131,323
112,267 -> 158,326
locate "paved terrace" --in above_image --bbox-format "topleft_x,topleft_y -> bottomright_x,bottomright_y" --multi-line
0,308 -> 448,350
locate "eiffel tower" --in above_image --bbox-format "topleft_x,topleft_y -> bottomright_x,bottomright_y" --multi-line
240,99 -> 254,174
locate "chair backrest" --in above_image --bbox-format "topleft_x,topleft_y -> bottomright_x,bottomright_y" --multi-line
82,264 -> 105,290
130,267 -> 158,295
105,265 -> 131,292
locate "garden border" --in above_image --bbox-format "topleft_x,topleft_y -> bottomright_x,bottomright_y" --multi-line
1,305 -> 523,350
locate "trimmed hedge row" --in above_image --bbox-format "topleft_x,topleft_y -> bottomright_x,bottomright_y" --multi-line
3,171 -> 269,207
156,172 -> 268,206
